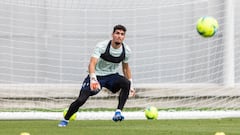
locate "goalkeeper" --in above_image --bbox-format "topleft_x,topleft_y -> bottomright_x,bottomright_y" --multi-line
58,24 -> 135,127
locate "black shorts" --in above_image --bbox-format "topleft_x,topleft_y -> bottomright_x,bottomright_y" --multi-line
81,73 -> 130,96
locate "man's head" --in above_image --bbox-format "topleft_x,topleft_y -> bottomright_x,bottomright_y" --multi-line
113,25 -> 127,33
112,25 -> 127,46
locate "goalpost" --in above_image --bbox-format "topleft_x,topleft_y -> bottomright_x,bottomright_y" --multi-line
0,0 -> 240,120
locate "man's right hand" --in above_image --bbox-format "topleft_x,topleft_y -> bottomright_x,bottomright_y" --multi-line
89,73 -> 101,91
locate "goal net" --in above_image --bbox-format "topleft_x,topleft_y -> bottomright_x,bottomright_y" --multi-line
0,0 -> 240,119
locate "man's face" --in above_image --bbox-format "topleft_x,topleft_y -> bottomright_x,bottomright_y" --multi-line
112,29 -> 125,45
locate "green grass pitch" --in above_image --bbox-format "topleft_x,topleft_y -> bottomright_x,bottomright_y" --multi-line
1,119 -> 240,135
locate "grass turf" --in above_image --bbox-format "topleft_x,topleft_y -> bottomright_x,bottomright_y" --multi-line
1,118 -> 240,135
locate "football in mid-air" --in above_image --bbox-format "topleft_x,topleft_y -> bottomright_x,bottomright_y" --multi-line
144,106 -> 158,120
196,16 -> 219,37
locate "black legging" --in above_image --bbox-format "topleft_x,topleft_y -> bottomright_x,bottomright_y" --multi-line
112,76 -> 130,110
64,90 -> 91,120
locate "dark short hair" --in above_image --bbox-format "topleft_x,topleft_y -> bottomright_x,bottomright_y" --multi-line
113,24 -> 127,33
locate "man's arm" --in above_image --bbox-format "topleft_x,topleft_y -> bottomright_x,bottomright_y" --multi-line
122,62 -> 132,80
88,57 -> 98,74
122,62 -> 136,97
88,57 -> 100,91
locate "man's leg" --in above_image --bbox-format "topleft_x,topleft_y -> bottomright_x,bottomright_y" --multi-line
58,76 -> 98,127
65,90 -> 91,119
117,80 -> 130,110
58,90 -> 91,127
111,76 -> 130,121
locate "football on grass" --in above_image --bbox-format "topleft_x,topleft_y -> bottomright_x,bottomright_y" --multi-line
63,108 -> 77,121
144,106 -> 158,120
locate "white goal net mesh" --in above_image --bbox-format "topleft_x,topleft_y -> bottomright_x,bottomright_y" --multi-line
0,0 -> 240,115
